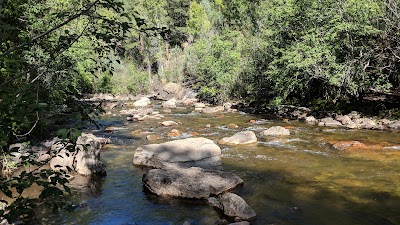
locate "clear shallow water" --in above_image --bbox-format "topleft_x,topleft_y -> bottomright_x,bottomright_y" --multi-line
35,105 -> 400,225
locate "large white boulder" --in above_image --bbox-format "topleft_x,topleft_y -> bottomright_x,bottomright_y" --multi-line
133,137 -> 222,169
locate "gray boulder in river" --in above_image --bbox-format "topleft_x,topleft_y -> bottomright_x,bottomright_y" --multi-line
143,166 -> 243,199
209,192 -> 257,220
133,137 -> 222,169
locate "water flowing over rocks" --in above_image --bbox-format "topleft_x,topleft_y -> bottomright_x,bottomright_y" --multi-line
134,136 -> 255,222
260,126 -> 290,136
133,137 -> 222,169
218,131 -> 257,145
142,166 -> 243,199
50,133 -> 109,176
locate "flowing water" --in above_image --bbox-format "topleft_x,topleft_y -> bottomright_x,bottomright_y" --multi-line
35,105 -> 400,225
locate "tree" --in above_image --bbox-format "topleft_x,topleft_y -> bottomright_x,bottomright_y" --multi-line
0,0 -> 130,222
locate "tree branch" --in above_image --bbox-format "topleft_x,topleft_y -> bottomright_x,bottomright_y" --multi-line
0,0 -> 100,57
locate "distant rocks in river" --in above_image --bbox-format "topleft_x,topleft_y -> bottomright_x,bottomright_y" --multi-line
260,126 -> 290,136
218,131 -> 257,145
318,117 -> 343,127
388,121 -> 400,129
162,120 -> 179,126
251,105 -> 400,131
162,97 -> 177,108
202,106 -> 225,114
194,102 -> 206,108
146,134 -> 163,141
227,123 -> 239,129
132,97 -> 151,107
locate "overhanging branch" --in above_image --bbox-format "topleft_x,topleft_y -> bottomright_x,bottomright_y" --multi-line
0,0 -> 100,57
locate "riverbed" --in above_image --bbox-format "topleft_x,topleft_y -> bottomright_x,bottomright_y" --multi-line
35,105 -> 400,225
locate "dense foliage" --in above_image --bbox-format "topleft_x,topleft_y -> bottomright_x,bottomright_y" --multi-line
0,0 -> 399,222
1,0 -> 399,159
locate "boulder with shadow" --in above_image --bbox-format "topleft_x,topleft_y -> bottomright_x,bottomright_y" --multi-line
133,137 -> 222,169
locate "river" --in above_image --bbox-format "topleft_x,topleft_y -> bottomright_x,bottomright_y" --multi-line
35,104 -> 400,225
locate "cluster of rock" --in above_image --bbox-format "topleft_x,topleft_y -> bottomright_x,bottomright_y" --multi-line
83,93 -> 136,102
124,107 -> 165,121
217,126 -> 291,146
6,133 -> 109,177
49,133 -> 109,176
195,102 -> 237,114
255,105 -> 400,130
305,113 -> 400,130
133,138 -> 256,223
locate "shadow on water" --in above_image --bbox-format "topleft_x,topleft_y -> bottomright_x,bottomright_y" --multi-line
222,158 -> 400,225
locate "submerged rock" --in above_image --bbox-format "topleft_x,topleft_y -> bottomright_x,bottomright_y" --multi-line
211,192 -> 256,220
219,131 -> 257,145
318,117 -> 342,127
143,166 -> 243,199
133,137 -> 222,169
305,116 -> 318,125
260,126 -> 290,136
